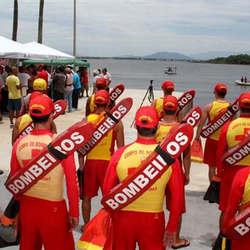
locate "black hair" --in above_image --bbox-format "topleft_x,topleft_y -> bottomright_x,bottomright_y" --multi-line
216,91 -> 226,98
95,103 -> 108,109
42,65 -> 48,70
30,114 -> 50,123
136,126 -> 157,137
163,109 -> 177,115
164,89 -> 174,95
57,66 -> 65,73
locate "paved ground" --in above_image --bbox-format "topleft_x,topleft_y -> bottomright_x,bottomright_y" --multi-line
0,88 -> 219,249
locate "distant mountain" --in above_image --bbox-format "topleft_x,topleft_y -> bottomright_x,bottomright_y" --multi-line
189,51 -> 250,60
144,51 -> 191,60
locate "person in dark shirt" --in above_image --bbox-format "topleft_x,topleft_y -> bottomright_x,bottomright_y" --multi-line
52,66 -> 66,101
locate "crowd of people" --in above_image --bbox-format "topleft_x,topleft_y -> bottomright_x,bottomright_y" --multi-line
0,69 -> 249,250
0,63 -> 112,127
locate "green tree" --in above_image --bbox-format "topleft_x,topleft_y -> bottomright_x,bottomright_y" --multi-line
12,0 -> 18,41
38,0 -> 44,43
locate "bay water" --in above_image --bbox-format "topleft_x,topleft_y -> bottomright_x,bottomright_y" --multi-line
89,59 -> 249,106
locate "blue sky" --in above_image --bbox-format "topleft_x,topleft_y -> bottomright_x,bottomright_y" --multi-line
0,0 -> 250,56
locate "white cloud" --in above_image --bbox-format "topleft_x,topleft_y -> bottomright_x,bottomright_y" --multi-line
0,0 -> 250,56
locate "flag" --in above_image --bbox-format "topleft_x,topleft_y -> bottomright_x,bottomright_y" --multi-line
78,209 -> 112,250
191,139 -> 204,163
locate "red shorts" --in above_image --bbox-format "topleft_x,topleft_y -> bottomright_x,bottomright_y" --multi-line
112,210 -> 165,250
83,159 -> 109,198
203,137 -> 218,167
166,162 -> 186,213
232,238 -> 250,250
219,166 -> 248,212
19,196 -> 74,250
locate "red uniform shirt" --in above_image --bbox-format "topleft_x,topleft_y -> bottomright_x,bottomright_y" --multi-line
217,115 -> 250,212
223,167 -> 250,250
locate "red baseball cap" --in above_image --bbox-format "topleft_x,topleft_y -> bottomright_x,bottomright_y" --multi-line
29,94 -> 54,117
37,70 -> 48,83
96,77 -> 108,88
163,95 -> 178,111
135,106 -> 159,128
239,92 -> 250,109
214,82 -> 227,94
94,90 -> 109,104
29,91 -> 43,103
161,81 -> 175,91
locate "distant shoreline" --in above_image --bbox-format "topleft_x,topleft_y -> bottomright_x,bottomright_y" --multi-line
81,56 -> 192,62
80,56 -> 250,66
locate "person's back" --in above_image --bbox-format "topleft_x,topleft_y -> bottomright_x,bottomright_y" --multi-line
103,106 -> 184,250
53,72 -> 66,93
10,94 -> 79,250
52,67 -> 66,101
222,167 -> 250,250
195,82 -> 230,183
153,80 -> 175,118
6,74 -> 21,100
81,90 -> 124,228
6,67 -> 22,127
85,77 -> 108,116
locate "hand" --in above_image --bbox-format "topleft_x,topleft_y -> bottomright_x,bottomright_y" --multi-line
68,216 -> 79,231
163,231 -> 176,249
185,174 -> 190,185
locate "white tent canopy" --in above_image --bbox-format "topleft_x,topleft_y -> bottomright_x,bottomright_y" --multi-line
0,36 -> 74,59
0,36 -> 27,58
22,42 -> 73,59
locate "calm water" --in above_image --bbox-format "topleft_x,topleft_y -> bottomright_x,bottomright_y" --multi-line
88,59 -> 250,106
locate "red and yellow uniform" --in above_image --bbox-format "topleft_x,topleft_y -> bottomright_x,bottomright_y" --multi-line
9,94 -> 79,250
88,94 -> 96,114
156,121 -> 186,213
83,113 -> 116,198
154,97 -> 164,118
223,167 -> 250,250
218,115 -> 250,211
10,129 -> 79,250
153,81 -> 175,118
156,121 -> 179,143
86,78 -> 108,116
18,113 -> 33,132
203,99 -> 230,166
103,138 -> 184,250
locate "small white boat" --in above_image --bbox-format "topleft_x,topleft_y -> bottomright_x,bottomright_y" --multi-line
235,80 -> 250,86
164,66 -> 177,75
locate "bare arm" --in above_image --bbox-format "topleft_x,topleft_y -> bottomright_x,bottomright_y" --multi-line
152,99 -> 156,107
50,121 -> 57,134
114,121 -> 124,149
182,146 -> 191,185
195,104 -> 210,140
85,97 -> 91,117
12,118 -> 21,145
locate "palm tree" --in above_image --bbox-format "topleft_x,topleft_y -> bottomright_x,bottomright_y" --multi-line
38,0 -> 44,43
12,0 -> 18,41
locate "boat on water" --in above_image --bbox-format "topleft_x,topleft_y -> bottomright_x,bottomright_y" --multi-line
164,65 -> 177,75
235,80 -> 250,86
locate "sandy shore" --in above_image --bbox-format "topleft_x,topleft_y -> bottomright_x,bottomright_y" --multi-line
0,88 -> 217,250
